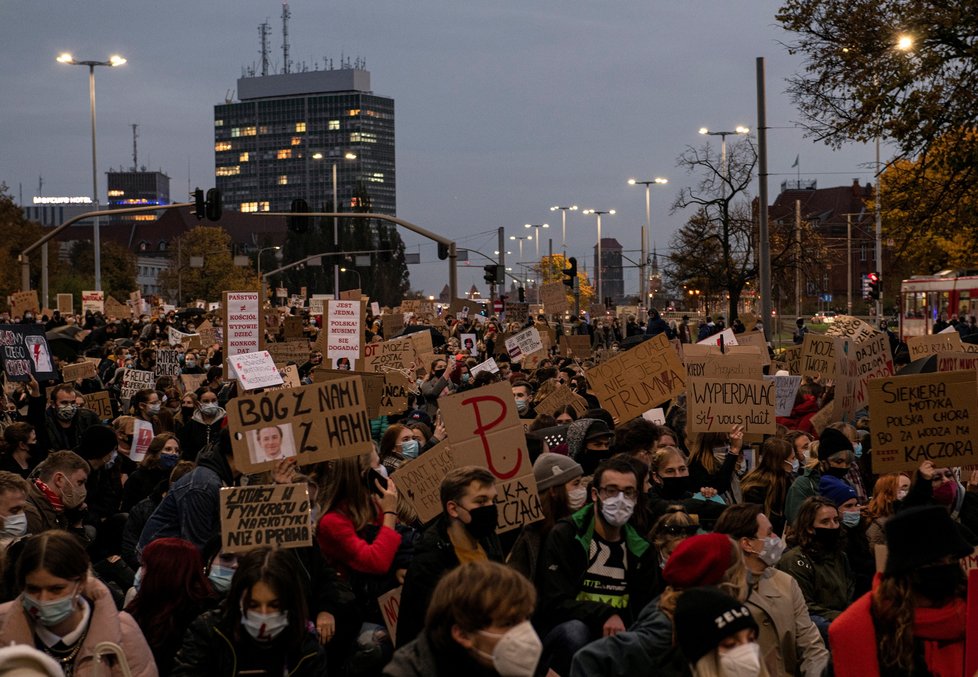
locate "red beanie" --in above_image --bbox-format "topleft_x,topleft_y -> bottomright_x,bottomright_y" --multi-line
663,533 -> 733,588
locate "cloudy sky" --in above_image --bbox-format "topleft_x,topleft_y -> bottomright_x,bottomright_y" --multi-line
0,1 -> 880,298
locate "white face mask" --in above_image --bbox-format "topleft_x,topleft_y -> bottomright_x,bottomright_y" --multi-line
0,512 -> 27,538
719,642 -> 761,677
789,458 -> 800,474
599,492 -> 636,528
896,488 -> 908,501
475,620 -> 542,677
567,486 -> 588,511
240,609 -> 289,641
754,534 -> 786,568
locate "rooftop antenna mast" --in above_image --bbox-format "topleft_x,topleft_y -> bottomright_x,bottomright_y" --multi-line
281,2 -> 291,74
131,123 -> 139,171
259,20 -> 270,76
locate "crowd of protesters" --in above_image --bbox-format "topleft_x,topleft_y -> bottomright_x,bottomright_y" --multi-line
0,303 -> 970,677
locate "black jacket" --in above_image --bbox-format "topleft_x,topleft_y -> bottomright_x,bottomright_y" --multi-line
384,632 -> 498,677
395,516 -> 503,648
172,609 -> 327,677
537,504 -> 658,637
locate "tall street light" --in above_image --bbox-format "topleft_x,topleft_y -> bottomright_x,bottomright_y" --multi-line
698,126 -> 750,189
509,235 -> 532,291
57,52 -> 127,292
582,209 -> 615,306
312,151 -> 357,299
340,267 -> 362,290
524,223 -> 549,294
549,205 -> 577,255
627,177 -> 668,308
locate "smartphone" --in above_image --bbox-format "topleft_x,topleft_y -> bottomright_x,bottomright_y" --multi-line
365,468 -> 388,497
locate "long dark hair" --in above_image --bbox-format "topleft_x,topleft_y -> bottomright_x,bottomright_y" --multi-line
740,437 -> 792,516
793,496 -> 839,554
225,547 -> 309,649
126,537 -> 215,649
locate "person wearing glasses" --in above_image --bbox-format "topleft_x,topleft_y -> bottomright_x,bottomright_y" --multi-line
535,457 -> 657,677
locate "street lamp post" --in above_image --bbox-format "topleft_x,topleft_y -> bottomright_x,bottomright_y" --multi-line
549,205 -> 577,256
509,235 -> 532,296
524,223 -> 548,292
313,151 -> 358,299
339,267 -> 362,290
699,126 -> 750,189
57,52 -> 126,292
627,178 -> 668,308
582,209 -> 615,306
257,246 -> 281,304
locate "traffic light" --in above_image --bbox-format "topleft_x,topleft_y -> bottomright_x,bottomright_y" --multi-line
861,274 -> 872,301
437,243 -> 449,260
192,188 -> 205,220
563,257 -> 577,289
205,188 -> 222,221
484,265 -> 497,285
868,271 -> 881,301
518,286 -> 525,303
288,199 -> 309,233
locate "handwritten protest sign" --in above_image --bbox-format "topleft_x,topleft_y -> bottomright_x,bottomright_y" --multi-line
385,313 -> 405,338
223,291 -> 264,374
826,315 -> 878,343
907,334 -> 964,360
869,370 -> 978,473
937,352 -> 978,373
469,357 -> 499,376
392,442 -> 455,524
195,320 -> 217,349
104,296 -> 130,319
180,374 -> 207,394
57,294 -> 73,315
540,282 -> 569,314
377,587 -> 403,646
505,327 -> 543,362
9,291 -> 39,318
120,369 -> 156,402
586,333 -> 686,423
505,302 -> 529,326
684,345 -> 764,380
220,484 -> 313,553
688,378 -> 776,434
439,381 -> 543,533
851,331 -> 895,408
226,375 -> 372,472
361,337 -> 416,373
379,372 -> 409,416
775,344 -> 802,375
154,348 -> 182,379
770,374 -> 802,417
229,350 -> 285,391
62,361 -> 97,382
82,391 -> 113,420
0,325 -> 56,382
130,419 -> 154,462
560,335 -> 592,358
167,326 -> 199,348
735,331 -> 770,366
266,364 -> 301,391
800,333 -> 842,379
81,290 -> 104,314
535,384 -> 589,418
266,340 -> 310,368
282,315 -> 304,339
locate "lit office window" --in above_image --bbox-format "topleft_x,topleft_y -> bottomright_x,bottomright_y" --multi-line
278,175 -> 288,185
240,152 -> 250,162
276,149 -> 293,159
241,202 -> 258,213
328,120 -> 340,130
295,122 -> 306,132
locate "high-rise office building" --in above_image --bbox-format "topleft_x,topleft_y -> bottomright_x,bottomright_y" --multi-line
214,68 -> 395,215
106,170 -> 170,208
594,238 -> 625,304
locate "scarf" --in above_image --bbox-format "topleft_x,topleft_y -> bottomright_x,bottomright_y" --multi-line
33,479 -> 63,512
915,600 -> 967,677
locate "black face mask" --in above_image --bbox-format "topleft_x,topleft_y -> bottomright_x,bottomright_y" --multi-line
813,527 -> 841,549
658,475 -> 691,499
581,449 -> 612,477
824,466 -> 850,480
462,504 -> 498,540
433,369 -> 446,378
181,406 -> 195,419
912,563 -> 965,603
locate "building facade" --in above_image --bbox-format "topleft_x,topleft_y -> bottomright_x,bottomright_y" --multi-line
593,238 -> 624,305
214,68 -> 395,216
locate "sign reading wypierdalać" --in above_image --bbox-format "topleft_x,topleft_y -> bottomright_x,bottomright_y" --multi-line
869,370 -> 978,473
585,333 -> 686,423
220,483 -> 313,553
688,378 -> 776,434
391,441 -> 455,524
154,349 -> 182,379
226,375 -> 372,473
438,381 -> 543,533
81,290 -> 104,314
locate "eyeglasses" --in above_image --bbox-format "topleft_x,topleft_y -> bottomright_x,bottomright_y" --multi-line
597,486 -> 638,501
931,471 -> 955,482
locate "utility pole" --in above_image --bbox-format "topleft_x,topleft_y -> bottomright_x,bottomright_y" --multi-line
795,200 -> 802,319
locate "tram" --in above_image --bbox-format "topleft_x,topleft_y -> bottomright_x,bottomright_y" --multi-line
899,269 -> 978,339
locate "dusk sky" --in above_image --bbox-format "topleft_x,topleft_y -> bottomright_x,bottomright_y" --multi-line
1,1 -> 882,299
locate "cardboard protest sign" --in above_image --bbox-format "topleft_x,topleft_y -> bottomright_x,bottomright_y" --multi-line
535,384 -> 589,418
379,372 -> 409,416
438,381 -> 543,532
226,375 -> 372,472
311,368 -> 386,418
81,290 -> 104,314
851,331 -> 895,409
266,340 -> 310,368
120,369 -> 156,402
180,373 -> 207,395
937,352 -> 978,373
168,326 -> 199,347
642,408 -> 666,425
267,364 -> 302,391
586,333 -> 686,423
907,334 -> 964,360
735,331 -> 770,366
195,320 -> 218,349
773,374 -> 803,417
339,288 -> 362,301
82,391 -> 113,420
104,296 -> 130,319
697,327 -> 738,348
505,327 -> 543,362
392,442 -> 455,524
688,378 -> 776,434
684,344 -> 765,380
869,370 -> 978,472
62,361 -> 97,382
323,300 -> 363,369
447,298 -> 478,319
469,357 -> 499,377
800,333 -> 842,379
384,313 -> 405,339
130,418 -> 154,462
539,282 -> 569,314
361,337 -> 417,374
9,291 -> 40,318
282,315 -> 304,339
223,291 -> 264,374
826,315 -> 878,343
505,302 -> 529,326
229,350 -> 285,391
154,349 -> 182,379
0,325 -> 56,382
377,586 -> 403,647
220,484 -> 313,553
775,345 -> 802,375
560,335 -> 592,358
56,294 -> 73,315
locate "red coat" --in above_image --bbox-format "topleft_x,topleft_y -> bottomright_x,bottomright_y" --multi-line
776,394 -> 820,436
829,574 -> 966,677
317,507 -> 401,578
